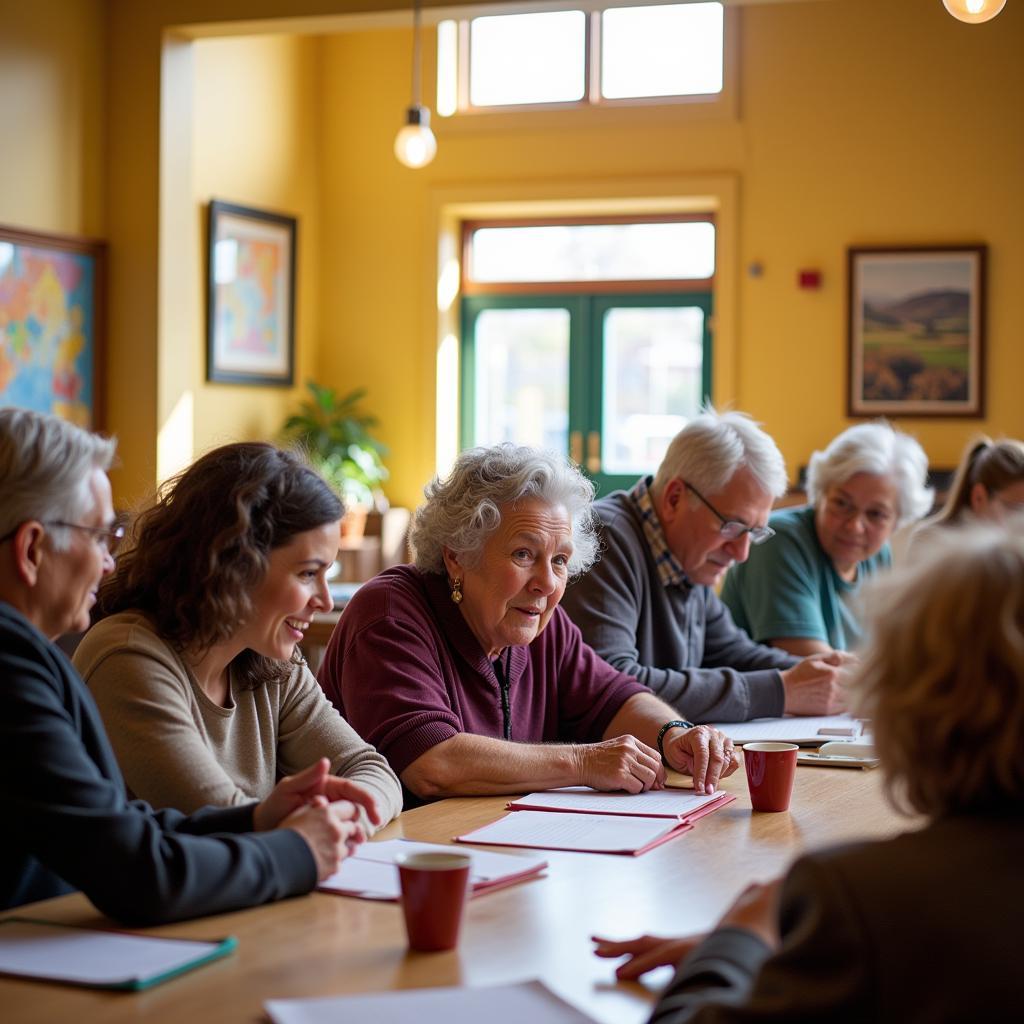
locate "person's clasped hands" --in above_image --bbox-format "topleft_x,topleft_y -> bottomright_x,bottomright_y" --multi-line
253,757 -> 380,879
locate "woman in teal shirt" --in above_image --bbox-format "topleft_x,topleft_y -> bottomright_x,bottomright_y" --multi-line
721,423 -> 932,654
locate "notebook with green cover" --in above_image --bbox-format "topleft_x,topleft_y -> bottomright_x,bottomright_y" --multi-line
0,918 -> 236,991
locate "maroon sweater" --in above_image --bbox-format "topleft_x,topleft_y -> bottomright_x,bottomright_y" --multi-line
318,565 -> 648,785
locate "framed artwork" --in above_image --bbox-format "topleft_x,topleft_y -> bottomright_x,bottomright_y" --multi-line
0,225 -> 106,428
206,200 -> 297,386
847,245 -> 986,418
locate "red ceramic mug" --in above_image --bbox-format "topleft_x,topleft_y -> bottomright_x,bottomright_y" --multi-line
742,742 -> 799,812
396,852 -> 472,952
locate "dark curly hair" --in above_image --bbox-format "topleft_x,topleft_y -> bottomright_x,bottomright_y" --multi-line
100,442 -> 343,687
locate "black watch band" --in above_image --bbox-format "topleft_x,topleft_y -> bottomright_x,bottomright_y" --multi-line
657,719 -> 695,766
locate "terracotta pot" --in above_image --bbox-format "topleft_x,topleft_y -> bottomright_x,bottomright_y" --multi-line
340,505 -> 369,542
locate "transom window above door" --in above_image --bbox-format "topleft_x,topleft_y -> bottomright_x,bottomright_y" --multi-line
460,215 -> 714,495
436,3 -> 726,116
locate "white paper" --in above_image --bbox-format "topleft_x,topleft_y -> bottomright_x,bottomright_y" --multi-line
712,714 -> 865,745
318,838 -> 546,898
510,786 -> 725,818
458,809 -> 682,853
0,920 -> 223,986
266,980 -> 597,1024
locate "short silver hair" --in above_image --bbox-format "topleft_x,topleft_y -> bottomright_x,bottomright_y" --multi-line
411,444 -> 598,575
652,407 -> 788,501
806,422 -> 932,527
0,408 -> 117,550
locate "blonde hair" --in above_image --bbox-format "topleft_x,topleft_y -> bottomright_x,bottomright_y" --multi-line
928,435 -> 1024,527
851,520 -> 1024,817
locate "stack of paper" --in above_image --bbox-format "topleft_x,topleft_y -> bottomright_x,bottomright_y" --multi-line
712,713 -> 867,746
455,786 -> 733,856
318,839 -> 547,899
0,919 -> 235,990
266,980 -> 597,1024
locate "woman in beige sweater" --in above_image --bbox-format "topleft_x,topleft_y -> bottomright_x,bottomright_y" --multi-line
73,443 -> 402,831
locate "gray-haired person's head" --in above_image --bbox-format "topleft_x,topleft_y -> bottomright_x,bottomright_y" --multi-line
0,408 -> 117,550
411,444 -> 599,576
651,407 -> 788,502
806,422 -> 932,527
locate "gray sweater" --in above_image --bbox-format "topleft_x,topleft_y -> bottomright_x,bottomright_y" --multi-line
561,490 -> 795,722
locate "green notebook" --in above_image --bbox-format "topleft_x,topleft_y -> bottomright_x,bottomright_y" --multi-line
0,917 -> 237,991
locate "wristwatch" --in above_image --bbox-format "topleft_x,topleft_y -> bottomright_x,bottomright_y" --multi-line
657,718 -> 695,766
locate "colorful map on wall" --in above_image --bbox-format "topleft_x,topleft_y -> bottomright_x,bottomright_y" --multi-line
0,238 -> 98,427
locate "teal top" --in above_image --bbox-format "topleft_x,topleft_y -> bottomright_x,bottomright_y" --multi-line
720,505 -> 891,652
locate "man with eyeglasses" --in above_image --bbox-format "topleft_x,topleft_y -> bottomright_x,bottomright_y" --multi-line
0,408 -> 375,922
561,409 -> 847,723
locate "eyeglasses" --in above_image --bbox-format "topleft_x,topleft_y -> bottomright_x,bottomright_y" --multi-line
43,521 -> 125,555
685,484 -> 775,545
823,495 -> 894,529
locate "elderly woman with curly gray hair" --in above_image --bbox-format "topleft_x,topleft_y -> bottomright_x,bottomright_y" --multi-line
318,444 -> 739,806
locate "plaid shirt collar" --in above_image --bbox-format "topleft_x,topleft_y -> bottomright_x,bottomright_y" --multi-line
629,476 -> 690,590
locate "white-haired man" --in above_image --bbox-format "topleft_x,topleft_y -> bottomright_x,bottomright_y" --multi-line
0,408 -> 375,922
561,410 -> 846,722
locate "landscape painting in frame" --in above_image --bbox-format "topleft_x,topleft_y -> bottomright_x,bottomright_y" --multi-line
0,225 -> 105,428
848,246 -> 985,418
207,200 -> 296,386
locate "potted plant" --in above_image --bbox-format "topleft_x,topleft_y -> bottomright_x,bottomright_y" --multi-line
281,382 -> 389,538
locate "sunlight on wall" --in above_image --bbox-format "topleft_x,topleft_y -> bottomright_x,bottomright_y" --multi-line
156,389 -> 194,484
435,333 -> 459,476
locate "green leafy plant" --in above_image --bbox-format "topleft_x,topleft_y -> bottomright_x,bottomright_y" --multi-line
281,382 -> 389,508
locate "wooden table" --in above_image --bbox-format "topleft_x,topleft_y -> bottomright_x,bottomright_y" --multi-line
2,768 -> 914,1024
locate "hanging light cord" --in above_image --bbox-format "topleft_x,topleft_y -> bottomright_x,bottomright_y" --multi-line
410,0 -> 423,109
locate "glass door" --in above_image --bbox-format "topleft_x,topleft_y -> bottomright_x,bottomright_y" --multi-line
461,291 -> 711,497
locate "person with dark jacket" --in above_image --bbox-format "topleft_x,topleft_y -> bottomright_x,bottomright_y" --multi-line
0,408 -> 376,924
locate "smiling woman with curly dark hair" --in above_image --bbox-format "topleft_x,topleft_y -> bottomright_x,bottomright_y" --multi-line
72,442 -> 401,830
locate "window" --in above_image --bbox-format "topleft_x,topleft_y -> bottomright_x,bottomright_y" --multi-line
437,3 -> 725,115
460,217 -> 714,493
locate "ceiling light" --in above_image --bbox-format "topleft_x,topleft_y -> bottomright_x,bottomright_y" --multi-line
942,0 -> 1007,23
394,0 -> 437,169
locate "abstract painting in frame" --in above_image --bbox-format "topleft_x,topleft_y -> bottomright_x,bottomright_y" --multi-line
207,200 -> 296,386
848,245 -> 985,418
0,225 -> 106,428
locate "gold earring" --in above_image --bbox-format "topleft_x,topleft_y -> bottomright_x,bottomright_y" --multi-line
450,577 -> 463,604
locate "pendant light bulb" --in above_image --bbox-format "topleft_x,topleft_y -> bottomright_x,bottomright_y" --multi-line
942,0 -> 1006,23
395,0 -> 437,169
394,105 -> 437,169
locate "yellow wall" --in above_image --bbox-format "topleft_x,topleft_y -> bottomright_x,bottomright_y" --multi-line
0,0 -> 105,237
190,33 -> 322,459
317,0 -> 1024,505
5,0 -> 1023,507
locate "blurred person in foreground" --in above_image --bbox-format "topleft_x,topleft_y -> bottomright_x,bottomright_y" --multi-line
74,442 -> 401,832
319,444 -> 739,807
595,518 -> 1024,1021
561,409 -> 848,723
722,422 -> 932,654
0,409 -> 371,923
